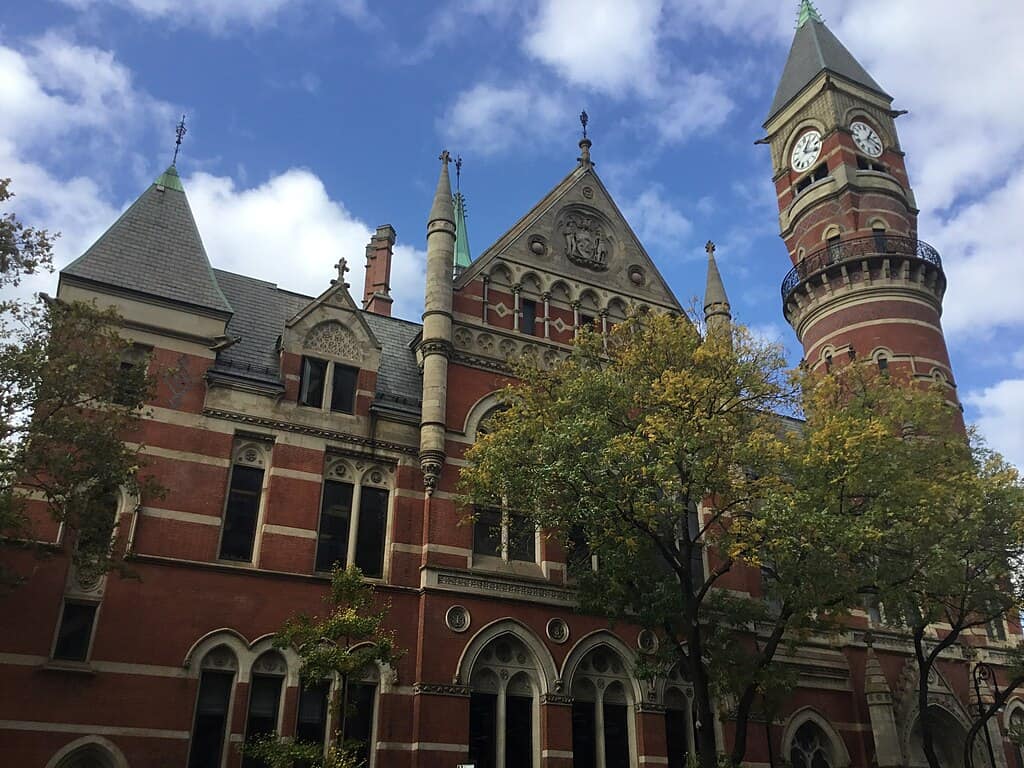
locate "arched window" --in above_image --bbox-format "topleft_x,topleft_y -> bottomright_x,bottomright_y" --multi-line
242,651 -> 286,767
788,721 -> 834,768
189,645 -> 238,768
570,646 -> 635,768
468,634 -> 539,768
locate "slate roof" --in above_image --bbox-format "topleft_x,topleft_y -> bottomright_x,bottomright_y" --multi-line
63,166 -> 233,316
767,18 -> 890,122
211,269 -> 423,414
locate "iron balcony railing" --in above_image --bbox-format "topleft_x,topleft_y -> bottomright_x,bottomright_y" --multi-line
780,234 -> 942,302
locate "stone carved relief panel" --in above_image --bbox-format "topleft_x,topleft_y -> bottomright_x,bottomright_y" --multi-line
304,321 -> 365,363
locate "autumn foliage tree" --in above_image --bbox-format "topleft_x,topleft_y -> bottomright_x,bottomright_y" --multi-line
459,309 -> 1018,767
0,177 -> 156,583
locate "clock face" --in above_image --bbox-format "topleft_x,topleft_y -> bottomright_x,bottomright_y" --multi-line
791,130 -> 822,173
851,120 -> 883,157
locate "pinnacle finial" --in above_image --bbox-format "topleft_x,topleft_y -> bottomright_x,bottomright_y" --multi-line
171,114 -> 187,166
796,0 -> 823,27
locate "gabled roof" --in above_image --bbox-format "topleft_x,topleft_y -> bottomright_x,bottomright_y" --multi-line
766,15 -> 890,123
63,166 -> 232,316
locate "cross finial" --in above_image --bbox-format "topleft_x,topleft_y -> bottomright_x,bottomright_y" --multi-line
580,110 -> 589,139
705,240 -> 716,258
455,155 -> 463,191
172,114 -> 187,166
333,257 -> 350,287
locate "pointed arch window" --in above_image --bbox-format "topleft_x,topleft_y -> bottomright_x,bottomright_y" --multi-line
468,635 -> 539,768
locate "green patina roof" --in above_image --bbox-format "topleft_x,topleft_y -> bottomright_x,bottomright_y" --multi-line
453,191 -> 472,269
796,0 -> 823,27
62,164 -> 232,315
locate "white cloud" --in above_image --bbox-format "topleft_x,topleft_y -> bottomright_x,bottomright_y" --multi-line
442,83 -> 566,156
622,187 -> 693,252
965,379 -> 1024,470
185,169 -> 425,321
523,0 -> 663,96
57,0 -> 371,30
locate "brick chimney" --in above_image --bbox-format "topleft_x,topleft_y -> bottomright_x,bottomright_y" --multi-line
362,224 -> 395,316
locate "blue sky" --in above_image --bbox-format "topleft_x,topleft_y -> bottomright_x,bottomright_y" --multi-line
3,0 -> 1023,467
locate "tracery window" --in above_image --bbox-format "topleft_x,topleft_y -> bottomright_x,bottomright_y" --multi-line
188,646 -> 237,768
570,646 -> 635,768
314,459 -> 390,578
468,635 -> 538,768
788,721 -> 834,768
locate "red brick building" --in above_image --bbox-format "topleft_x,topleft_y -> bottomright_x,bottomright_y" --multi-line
1,6 -> 1019,768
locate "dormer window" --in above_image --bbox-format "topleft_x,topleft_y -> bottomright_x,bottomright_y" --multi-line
299,356 -> 358,415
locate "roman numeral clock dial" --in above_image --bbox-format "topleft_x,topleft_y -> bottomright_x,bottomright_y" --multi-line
851,120 -> 883,157
790,129 -> 822,173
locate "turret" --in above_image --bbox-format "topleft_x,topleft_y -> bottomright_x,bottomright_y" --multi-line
418,152 -> 456,494
763,0 -> 956,399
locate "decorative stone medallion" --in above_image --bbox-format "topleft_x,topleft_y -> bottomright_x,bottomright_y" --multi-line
637,629 -> 659,654
445,605 -> 471,633
546,617 -> 570,644
559,206 -> 613,271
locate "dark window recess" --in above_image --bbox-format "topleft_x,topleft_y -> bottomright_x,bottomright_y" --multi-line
355,488 -> 389,578
571,701 -> 597,768
341,682 -> 376,764
872,227 -> 888,253
53,602 -> 98,661
666,707 -> 689,768
189,670 -> 234,768
295,680 -> 330,745
330,365 -> 359,414
315,481 -> 354,572
219,465 -> 264,561
520,299 -> 537,335
507,512 -> 536,563
299,357 -> 328,407
506,694 -> 533,766
604,702 -> 631,768
473,507 -> 503,558
469,692 -> 498,768
242,675 -> 283,768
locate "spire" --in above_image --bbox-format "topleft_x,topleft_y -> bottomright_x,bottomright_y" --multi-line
703,240 -> 731,336
796,0 -> 823,27
452,157 -> 472,273
429,150 -> 455,226
766,4 -> 890,122
62,165 -> 231,316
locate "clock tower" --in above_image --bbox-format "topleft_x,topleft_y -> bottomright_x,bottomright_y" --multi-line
764,1 -> 956,397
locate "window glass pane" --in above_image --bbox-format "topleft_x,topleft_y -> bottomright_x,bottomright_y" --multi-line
469,692 -> 498,768
571,701 -> 597,768
330,365 -> 359,414
53,602 -> 98,661
189,670 -> 234,768
243,675 -> 283,768
296,680 -> 330,745
220,466 -> 264,561
473,508 -> 502,558
299,357 -> 327,407
603,702 -> 631,768
506,694 -> 534,767
507,512 -> 536,562
342,682 -> 376,764
315,481 -> 353,572
666,707 -> 689,768
354,487 -> 388,578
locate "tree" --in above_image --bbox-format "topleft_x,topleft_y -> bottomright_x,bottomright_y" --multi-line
241,566 -> 399,768
459,310 -> 983,767
0,177 -> 157,584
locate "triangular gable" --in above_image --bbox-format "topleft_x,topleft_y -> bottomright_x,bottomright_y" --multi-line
456,163 -> 681,312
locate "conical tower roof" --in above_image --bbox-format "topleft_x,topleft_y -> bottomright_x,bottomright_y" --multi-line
453,191 -> 472,271
63,165 -> 232,316
766,2 -> 890,122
